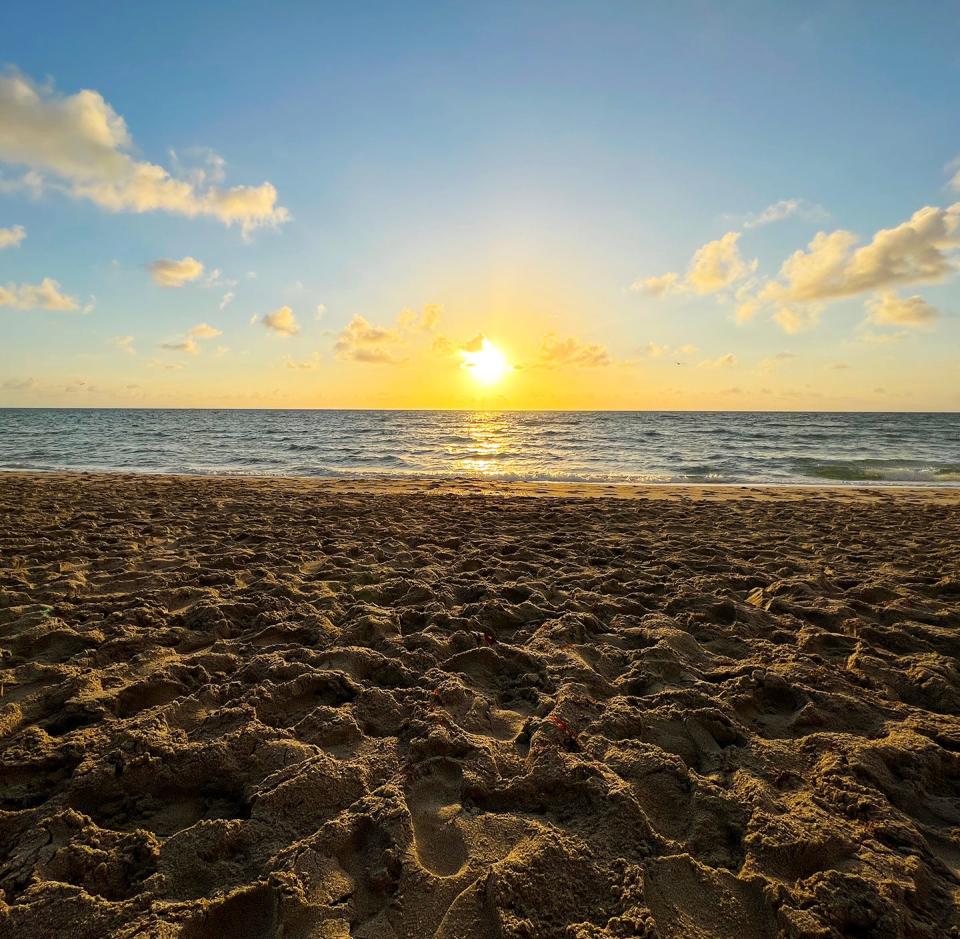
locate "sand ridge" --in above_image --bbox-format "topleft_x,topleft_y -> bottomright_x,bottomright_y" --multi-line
0,472 -> 959,937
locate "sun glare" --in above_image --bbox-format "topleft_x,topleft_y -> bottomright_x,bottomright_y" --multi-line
461,338 -> 511,385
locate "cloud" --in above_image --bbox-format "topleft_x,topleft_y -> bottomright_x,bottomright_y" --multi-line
865,291 -> 939,328
859,330 -> 908,345
335,314 -> 403,363
397,303 -> 442,332
219,291 -> 234,310
315,303 -> 326,320
0,277 -> 79,311
537,333 -> 611,368
773,306 -> 822,334
159,322 -> 222,355
147,358 -> 185,371
699,352 -> 737,368
0,169 -> 44,198
286,354 -> 321,370
757,351 -> 797,373
188,322 -> 222,339
0,224 -> 25,249
148,256 -> 204,287
261,305 -> 300,336
949,157 -> 960,191
110,335 -> 135,354
0,68 -> 290,235
203,267 -> 235,288
2,377 -> 38,390
637,272 -> 680,296
332,305 -> 444,364
742,198 -> 828,229
634,232 -> 756,296
760,204 -> 960,306
160,337 -> 198,355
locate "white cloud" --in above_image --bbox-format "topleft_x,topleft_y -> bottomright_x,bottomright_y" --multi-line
742,198 -> 827,229
735,201 -> 960,333
0,277 -> 79,311
315,303 -> 326,320
0,69 -> 290,235
687,233 -> 756,293
219,291 -> 235,310
637,271 -> 680,296
148,256 -> 204,287
261,305 -> 300,336
335,314 -> 403,363
110,334 -> 135,354
0,224 -> 25,249
189,322 -> 222,339
865,291 -> 939,328
634,232 -> 756,296
537,333 -> 611,368
761,204 -> 960,304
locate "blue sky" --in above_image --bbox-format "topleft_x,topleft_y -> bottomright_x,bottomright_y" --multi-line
1,1 -> 959,408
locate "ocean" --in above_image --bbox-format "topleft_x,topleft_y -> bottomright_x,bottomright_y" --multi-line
0,409 -> 958,486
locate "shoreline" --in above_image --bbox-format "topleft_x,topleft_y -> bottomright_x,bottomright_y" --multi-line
2,468 -> 960,503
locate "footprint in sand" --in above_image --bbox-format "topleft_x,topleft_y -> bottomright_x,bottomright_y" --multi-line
406,760 -> 468,877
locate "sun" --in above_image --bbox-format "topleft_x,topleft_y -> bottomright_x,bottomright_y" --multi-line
460,337 -> 511,385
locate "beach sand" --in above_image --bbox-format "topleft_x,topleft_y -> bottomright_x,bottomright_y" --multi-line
1,471 -> 959,938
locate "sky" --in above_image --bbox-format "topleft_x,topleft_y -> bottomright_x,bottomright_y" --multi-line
1,0 -> 959,410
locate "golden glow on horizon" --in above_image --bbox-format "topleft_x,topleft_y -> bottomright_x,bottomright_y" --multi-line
460,338 -> 511,385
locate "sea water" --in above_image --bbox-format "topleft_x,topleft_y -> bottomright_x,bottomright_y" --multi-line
1,409 -> 958,485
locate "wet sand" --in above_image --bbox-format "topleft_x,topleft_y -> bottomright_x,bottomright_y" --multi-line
1,472 -> 959,937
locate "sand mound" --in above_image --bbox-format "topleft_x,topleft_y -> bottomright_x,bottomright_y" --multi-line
1,473 -> 959,937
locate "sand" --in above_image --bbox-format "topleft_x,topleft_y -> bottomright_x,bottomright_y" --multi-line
1,472 -> 959,938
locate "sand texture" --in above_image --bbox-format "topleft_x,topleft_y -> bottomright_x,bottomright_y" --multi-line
1,472 -> 960,938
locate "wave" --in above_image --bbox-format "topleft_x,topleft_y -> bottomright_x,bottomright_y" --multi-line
794,460 -> 960,483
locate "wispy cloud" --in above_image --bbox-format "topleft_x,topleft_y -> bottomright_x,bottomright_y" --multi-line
286,354 -> 321,370
699,352 -> 737,368
0,223 -> 25,249
110,335 -> 136,355
741,198 -> 828,229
